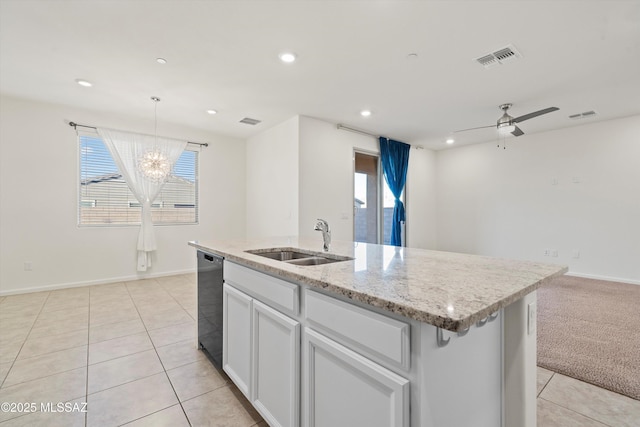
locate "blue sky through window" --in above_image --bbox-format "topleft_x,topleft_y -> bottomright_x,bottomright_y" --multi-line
80,135 -> 196,182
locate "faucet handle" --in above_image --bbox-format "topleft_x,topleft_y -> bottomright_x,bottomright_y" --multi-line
316,218 -> 329,229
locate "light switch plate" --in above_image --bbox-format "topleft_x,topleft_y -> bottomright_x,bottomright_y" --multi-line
527,302 -> 536,335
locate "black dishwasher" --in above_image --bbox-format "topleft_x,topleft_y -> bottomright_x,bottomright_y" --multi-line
197,250 -> 224,368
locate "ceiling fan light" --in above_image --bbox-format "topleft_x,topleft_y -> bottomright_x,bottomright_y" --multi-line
498,123 -> 515,135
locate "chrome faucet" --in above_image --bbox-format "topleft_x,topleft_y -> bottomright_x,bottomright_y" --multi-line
314,219 -> 331,252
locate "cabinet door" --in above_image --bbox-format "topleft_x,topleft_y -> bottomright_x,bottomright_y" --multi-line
303,328 -> 409,427
223,283 -> 252,398
252,300 -> 300,427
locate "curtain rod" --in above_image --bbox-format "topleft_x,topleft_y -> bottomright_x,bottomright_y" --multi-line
337,123 -> 383,139
336,124 -> 423,149
68,122 -> 209,147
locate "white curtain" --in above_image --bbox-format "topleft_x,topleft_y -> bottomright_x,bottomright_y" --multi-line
97,128 -> 188,271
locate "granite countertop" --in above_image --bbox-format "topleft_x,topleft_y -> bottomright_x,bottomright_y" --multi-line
189,237 -> 567,332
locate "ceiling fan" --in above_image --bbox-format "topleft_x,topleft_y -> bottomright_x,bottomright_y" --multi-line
455,103 -> 559,137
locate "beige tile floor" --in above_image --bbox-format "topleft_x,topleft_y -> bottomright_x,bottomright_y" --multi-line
0,274 -> 638,426
0,274 -> 266,427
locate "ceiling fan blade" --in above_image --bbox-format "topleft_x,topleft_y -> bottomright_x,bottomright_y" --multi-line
513,107 -> 559,123
453,125 -> 494,133
511,125 -> 524,137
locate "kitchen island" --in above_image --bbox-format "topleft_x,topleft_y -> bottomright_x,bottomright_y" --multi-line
189,237 -> 566,427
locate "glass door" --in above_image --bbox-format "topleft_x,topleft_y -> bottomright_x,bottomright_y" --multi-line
354,151 -> 405,246
354,152 -> 379,244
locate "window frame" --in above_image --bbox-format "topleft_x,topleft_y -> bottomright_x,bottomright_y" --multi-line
353,149 -> 407,246
77,131 -> 200,227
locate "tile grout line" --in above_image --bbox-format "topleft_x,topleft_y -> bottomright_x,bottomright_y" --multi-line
158,277 -> 256,423
0,292 -> 86,425
167,276 -> 199,425
537,397 -> 614,427
94,282 -> 172,427
12,339 -> 88,363
537,370 -> 554,397
87,284 -> 141,426
86,287 -> 93,427
114,403 -> 184,427
1,349 -> 89,390
125,279 -> 194,427
0,291 -> 51,389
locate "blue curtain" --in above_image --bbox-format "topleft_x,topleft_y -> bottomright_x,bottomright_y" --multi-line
379,137 -> 410,246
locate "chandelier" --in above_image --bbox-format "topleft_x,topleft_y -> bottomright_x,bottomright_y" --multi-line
138,149 -> 171,182
137,97 -> 171,183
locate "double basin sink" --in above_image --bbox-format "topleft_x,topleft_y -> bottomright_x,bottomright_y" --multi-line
245,248 -> 353,266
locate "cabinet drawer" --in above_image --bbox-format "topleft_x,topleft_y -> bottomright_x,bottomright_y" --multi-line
225,262 -> 299,316
303,328 -> 409,427
305,290 -> 410,371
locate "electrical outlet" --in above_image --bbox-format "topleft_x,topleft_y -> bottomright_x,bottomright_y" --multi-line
24,261 -> 32,271
543,249 -> 550,256
551,250 -> 558,257
528,302 -> 536,335
573,250 -> 580,259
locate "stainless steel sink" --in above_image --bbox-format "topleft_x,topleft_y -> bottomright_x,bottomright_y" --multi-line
285,256 -> 342,266
245,248 -> 353,266
247,250 -> 312,261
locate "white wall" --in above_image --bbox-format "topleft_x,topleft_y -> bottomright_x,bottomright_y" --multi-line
298,116 -> 379,242
296,116 -> 438,248
435,115 -> 640,283
245,116 -> 299,238
405,146 -> 438,250
243,115 -> 438,247
0,95 -> 246,295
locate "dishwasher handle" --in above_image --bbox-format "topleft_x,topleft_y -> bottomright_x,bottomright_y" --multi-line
202,252 -> 223,264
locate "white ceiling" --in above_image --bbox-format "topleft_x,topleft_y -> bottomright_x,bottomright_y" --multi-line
1,0 -> 639,150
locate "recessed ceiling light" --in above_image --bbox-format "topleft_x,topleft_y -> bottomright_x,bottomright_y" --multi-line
156,58 -> 167,64
279,52 -> 297,63
75,79 -> 92,87
446,138 -> 455,144
206,109 -> 217,115
360,110 -> 372,117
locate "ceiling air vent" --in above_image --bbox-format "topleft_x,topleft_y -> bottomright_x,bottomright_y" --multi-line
569,110 -> 597,120
475,44 -> 522,68
239,117 -> 261,125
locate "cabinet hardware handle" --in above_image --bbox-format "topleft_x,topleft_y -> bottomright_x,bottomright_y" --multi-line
436,327 -> 450,347
457,327 -> 470,337
488,312 -> 499,322
476,317 -> 489,327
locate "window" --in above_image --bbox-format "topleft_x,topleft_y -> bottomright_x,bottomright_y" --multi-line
354,151 -> 404,245
354,152 -> 379,244
78,134 -> 198,226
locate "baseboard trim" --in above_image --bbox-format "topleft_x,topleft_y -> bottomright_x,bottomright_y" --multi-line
0,269 -> 196,296
567,271 -> 640,286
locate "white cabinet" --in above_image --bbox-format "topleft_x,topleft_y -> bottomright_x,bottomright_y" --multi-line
223,282 -> 300,427
222,283 -> 252,398
225,261 -> 299,316
218,260 -> 506,427
418,319 -> 503,427
252,300 -> 300,427
303,328 -> 410,427
305,290 -> 410,371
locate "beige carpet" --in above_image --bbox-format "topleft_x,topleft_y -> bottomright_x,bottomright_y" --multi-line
537,275 -> 640,401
